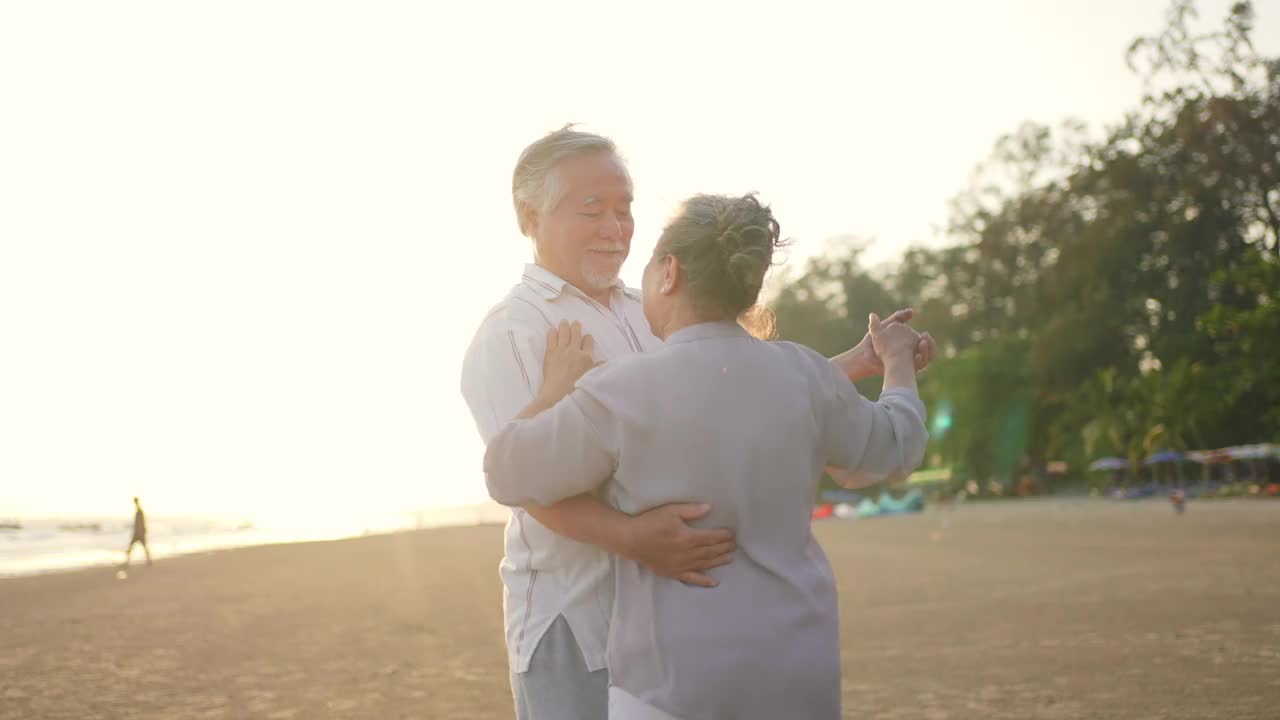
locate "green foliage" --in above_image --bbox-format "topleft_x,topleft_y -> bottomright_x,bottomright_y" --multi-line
917,336 -> 1035,481
769,1 -> 1278,480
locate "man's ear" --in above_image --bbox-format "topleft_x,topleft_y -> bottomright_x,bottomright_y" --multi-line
519,203 -> 540,238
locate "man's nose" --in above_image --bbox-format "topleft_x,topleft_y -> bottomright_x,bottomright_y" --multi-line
600,214 -> 622,240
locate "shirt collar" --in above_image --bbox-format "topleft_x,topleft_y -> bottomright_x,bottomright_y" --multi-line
521,263 -> 637,303
664,320 -> 751,346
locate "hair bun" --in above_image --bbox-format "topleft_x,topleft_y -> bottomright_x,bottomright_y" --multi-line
656,192 -> 788,324
725,240 -> 769,293
714,198 -> 781,300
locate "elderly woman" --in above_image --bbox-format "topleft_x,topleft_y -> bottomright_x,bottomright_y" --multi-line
484,194 -> 928,720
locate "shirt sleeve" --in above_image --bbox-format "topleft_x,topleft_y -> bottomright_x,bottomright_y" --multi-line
460,316 -> 547,445
819,357 -> 928,481
483,375 -> 619,507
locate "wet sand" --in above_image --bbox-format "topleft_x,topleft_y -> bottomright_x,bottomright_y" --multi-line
2,499 -> 1278,719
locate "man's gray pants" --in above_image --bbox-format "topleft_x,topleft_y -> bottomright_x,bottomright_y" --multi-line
510,615 -> 608,720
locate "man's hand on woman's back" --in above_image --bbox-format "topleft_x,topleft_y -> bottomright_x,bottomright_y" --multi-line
622,503 -> 736,588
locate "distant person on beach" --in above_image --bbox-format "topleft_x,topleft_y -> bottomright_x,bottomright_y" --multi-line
461,127 -> 933,720
484,193 -> 932,719
123,497 -> 151,568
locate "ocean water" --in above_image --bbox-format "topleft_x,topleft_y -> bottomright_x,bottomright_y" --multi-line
0,503 -> 509,577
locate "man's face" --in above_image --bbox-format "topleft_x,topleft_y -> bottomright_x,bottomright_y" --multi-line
531,152 -> 634,293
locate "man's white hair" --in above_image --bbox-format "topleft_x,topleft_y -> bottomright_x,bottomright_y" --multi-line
512,125 -> 633,237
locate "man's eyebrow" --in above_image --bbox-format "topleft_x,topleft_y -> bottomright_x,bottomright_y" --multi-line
580,194 -> 632,205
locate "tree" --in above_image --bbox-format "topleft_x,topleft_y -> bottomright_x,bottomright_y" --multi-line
770,1 -> 1279,480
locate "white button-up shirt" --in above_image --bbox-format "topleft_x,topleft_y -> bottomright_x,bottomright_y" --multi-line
460,263 -> 661,673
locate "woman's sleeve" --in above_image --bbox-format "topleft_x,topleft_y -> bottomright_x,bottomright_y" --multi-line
820,358 -> 928,481
483,379 -> 619,507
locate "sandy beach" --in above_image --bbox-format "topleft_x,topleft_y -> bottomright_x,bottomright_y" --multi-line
3,499 -> 1278,719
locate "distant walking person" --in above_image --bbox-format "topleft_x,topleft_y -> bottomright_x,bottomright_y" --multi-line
123,497 -> 152,567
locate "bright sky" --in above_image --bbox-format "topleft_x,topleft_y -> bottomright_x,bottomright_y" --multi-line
2,1 -> 1275,519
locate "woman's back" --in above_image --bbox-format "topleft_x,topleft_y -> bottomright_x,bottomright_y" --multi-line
605,324 -> 837,719
602,323 -> 832,562
568,321 -> 924,719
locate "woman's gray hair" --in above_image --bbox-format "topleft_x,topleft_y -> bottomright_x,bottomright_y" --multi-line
656,193 -> 788,339
512,125 -> 632,236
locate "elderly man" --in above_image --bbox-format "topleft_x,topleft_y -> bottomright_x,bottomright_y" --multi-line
462,126 -> 933,719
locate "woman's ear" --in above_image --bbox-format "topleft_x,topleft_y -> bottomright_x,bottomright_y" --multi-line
661,254 -> 681,295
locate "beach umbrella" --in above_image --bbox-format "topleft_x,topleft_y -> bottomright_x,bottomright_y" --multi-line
1143,450 -> 1183,465
1223,444 -> 1278,461
1088,457 -> 1128,471
1223,445 -> 1280,485
1144,450 -> 1185,485
1186,449 -> 1231,464
1187,448 -> 1233,486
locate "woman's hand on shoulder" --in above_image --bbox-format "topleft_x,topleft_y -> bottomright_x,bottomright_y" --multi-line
537,320 -> 601,406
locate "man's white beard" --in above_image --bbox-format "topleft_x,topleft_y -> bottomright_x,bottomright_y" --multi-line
580,265 -> 619,292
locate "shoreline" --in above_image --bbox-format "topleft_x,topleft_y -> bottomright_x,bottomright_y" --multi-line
0,518 -> 508,583
0,501 -> 512,580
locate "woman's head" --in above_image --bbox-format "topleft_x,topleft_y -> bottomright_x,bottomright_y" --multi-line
641,193 -> 785,339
